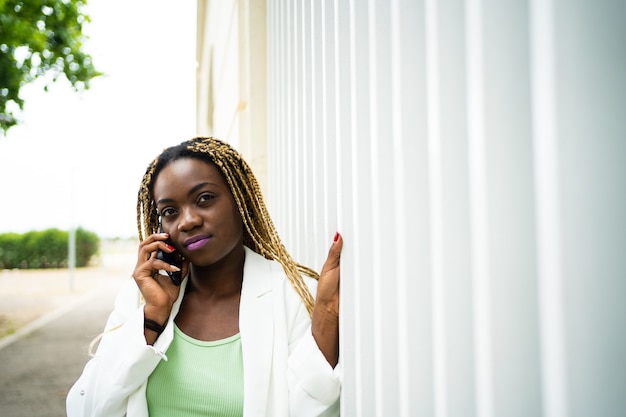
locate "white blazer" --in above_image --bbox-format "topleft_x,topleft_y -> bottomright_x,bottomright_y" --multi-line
66,247 -> 341,417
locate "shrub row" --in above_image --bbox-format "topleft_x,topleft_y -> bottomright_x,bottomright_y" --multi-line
0,227 -> 100,269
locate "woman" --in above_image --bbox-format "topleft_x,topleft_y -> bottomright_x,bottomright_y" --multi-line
66,137 -> 342,417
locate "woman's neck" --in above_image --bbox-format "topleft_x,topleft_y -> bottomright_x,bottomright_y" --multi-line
187,245 -> 245,298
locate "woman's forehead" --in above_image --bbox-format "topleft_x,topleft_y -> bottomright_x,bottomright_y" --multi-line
153,158 -> 227,197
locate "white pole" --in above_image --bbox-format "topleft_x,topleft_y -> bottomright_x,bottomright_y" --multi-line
530,0 -> 568,416
68,166 -> 76,292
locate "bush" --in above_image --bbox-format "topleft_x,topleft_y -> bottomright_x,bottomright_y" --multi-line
76,227 -> 100,267
0,232 -> 21,269
0,228 -> 100,269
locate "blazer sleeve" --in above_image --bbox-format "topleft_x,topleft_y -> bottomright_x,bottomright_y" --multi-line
65,279 -> 172,417
286,277 -> 342,417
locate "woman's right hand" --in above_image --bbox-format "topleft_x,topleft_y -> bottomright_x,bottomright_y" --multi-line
132,232 -> 188,335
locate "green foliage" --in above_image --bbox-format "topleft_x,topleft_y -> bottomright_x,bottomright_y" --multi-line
0,227 -> 100,269
0,0 -> 100,133
0,232 -> 21,268
75,226 -> 98,267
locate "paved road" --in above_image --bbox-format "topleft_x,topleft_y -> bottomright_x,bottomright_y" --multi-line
0,281 -> 120,417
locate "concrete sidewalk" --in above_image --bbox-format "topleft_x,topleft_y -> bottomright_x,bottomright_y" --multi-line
0,240 -> 135,417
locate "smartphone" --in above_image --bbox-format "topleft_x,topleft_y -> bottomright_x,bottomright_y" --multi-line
156,224 -> 183,286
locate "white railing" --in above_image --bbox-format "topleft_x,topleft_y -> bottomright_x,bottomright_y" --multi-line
266,1 -> 626,416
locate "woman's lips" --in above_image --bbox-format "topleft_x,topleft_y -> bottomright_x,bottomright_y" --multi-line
184,236 -> 211,251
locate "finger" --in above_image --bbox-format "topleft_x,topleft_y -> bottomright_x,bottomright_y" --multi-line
147,231 -> 171,243
153,258 -> 182,275
134,232 -> 184,289
321,232 -> 343,274
142,232 -> 177,256
137,234 -> 172,262
135,245 -> 173,281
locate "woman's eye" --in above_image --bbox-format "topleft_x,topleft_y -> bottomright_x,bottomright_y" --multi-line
198,193 -> 215,204
161,207 -> 177,217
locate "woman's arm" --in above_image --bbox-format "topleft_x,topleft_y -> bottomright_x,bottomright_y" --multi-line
284,233 -> 343,417
66,280 -> 162,417
66,230 -> 188,417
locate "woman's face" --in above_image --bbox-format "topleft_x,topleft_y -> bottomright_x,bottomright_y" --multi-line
153,157 -> 243,267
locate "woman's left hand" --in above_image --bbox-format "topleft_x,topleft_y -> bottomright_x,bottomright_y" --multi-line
312,232 -> 343,368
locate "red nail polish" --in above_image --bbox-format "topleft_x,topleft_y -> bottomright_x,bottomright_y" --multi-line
333,232 -> 339,242
166,244 -> 175,251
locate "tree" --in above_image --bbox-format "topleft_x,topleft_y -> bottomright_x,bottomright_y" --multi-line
0,0 -> 100,134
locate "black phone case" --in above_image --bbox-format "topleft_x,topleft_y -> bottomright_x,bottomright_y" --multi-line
157,226 -> 183,286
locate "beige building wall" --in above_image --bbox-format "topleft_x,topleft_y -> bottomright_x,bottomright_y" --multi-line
196,0 -> 268,193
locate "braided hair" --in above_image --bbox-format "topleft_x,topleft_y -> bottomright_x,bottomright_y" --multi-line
136,137 -> 318,316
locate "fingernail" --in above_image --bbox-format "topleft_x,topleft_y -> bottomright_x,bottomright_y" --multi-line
333,232 -> 339,242
171,265 -> 181,271
165,244 -> 175,251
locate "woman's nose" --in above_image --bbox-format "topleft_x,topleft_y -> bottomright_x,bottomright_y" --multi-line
178,208 -> 202,231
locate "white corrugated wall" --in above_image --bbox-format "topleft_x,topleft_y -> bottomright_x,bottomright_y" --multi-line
265,1 -> 626,417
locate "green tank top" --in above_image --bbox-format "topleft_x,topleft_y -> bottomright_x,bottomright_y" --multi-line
146,324 -> 244,417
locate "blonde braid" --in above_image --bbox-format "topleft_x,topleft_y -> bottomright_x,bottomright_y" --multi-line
136,155 -> 162,242
136,137 -> 318,316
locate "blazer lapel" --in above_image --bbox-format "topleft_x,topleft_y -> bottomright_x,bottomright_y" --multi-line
239,247 -> 274,416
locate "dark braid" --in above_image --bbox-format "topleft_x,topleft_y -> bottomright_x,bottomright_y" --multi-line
136,137 -> 318,316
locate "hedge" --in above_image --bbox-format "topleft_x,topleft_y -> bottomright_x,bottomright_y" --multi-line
0,227 -> 100,269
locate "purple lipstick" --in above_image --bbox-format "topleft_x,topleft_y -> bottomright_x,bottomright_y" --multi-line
184,235 -> 211,251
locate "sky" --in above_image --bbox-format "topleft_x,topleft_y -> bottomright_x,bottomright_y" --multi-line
0,0 -> 197,239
